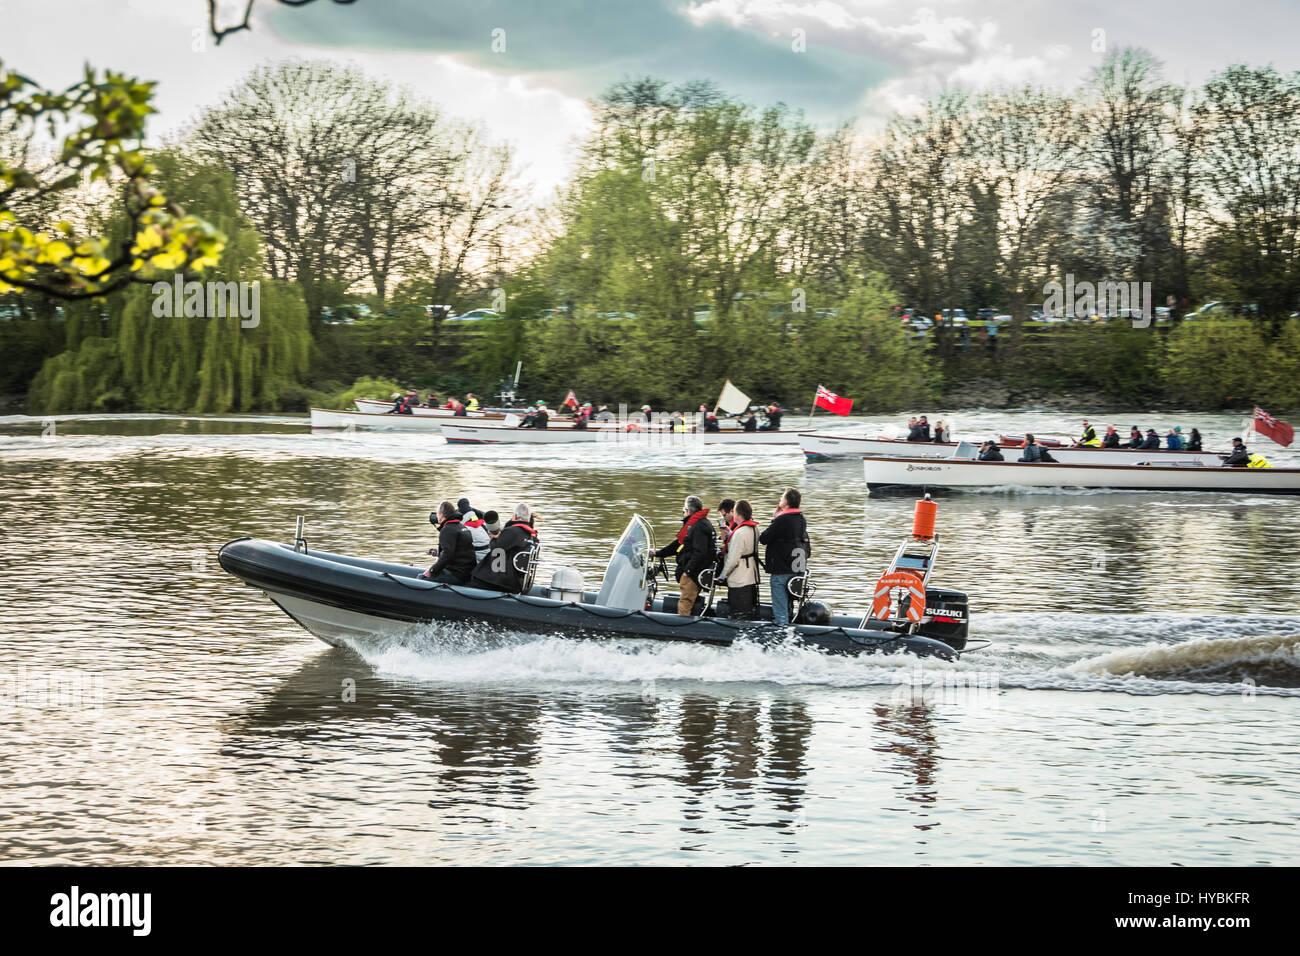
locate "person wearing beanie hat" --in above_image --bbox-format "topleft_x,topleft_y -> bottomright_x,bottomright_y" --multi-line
456,499 -> 491,561
483,511 -> 502,536
1165,426 -> 1185,451
1141,428 -> 1161,450
1126,426 -> 1143,448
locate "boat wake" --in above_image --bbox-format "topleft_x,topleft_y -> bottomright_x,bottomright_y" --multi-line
335,621 -> 1300,697
1067,633 -> 1300,688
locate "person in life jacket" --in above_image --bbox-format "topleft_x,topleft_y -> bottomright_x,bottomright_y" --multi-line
758,487 -> 811,626
1141,428 -> 1161,450
470,503 -> 539,593
456,498 -> 491,561
571,403 -> 593,429
669,411 -> 687,433
1078,420 -> 1100,447
699,404 -> 721,432
519,401 -> 550,428
1223,437 -> 1250,467
464,393 -> 480,411
932,420 -> 950,443
421,501 -> 477,584
1166,426 -> 1185,450
758,404 -> 784,431
1126,426 -> 1143,448
654,495 -> 717,616
1101,425 -> 1121,448
907,415 -> 931,441
719,499 -> 761,620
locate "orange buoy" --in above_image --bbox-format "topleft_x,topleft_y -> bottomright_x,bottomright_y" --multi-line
871,570 -> 926,623
911,496 -> 937,540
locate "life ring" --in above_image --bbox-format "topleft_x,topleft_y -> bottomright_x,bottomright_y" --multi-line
871,570 -> 926,623
624,422 -> 642,432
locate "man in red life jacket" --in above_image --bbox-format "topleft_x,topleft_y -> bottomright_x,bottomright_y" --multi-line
655,495 -> 717,616
470,503 -> 539,593
759,487 -> 811,626
719,499 -> 761,619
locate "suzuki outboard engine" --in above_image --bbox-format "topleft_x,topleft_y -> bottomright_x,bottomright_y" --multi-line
916,586 -> 968,650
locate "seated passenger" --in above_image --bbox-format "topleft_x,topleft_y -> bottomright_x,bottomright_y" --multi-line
1101,425 -> 1121,448
469,504 -> 539,593
420,501 -> 477,584
978,440 -> 1005,461
932,420 -> 950,443
1166,427 -> 1185,450
740,411 -> 757,432
757,404 -> 783,431
1126,426 -> 1143,448
1223,437 -> 1250,467
1141,429 -> 1161,450
594,405 -> 614,422
907,416 -> 932,442
457,498 -> 491,561
1019,434 -> 1044,462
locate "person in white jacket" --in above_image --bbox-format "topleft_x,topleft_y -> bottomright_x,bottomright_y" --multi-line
719,499 -> 761,619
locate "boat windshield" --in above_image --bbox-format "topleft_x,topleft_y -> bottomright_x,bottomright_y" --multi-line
597,515 -> 654,610
951,441 -> 980,460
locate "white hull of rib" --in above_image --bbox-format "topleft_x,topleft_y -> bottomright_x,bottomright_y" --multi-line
863,456 -> 1300,494
440,421 -> 798,445
267,590 -> 406,647
800,432 -> 1225,466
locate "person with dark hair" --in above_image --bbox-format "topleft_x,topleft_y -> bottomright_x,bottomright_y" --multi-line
1141,428 -> 1161,450
739,411 -> 758,432
457,498 -> 491,561
654,495 -> 717,616
1188,428 -> 1203,451
1223,437 -> 1250,467
757,404 -> 783,431
470,503 -> 539,593
1019,434 -> 1044,462
719,499 -> 760,620
716,499 -> 737,539
1126,426 -> 1143,449
932,420 -> 950,443
483,511 -> 502,536
978,440 -> 1004,461
759,487 -> 811,626
908,415 -> 932,441
700,404 -> 721,432
421,501 -> 476,584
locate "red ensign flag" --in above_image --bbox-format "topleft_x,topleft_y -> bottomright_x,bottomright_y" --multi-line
815,385 -> 853,416
1254,407 -> 1294,447
562,390 -> 578,409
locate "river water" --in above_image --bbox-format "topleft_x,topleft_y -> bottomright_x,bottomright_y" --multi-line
1,409 -> 1297,865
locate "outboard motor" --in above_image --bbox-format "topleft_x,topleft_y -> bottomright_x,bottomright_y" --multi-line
916,586 -> 969,650
549,567 -> 585,602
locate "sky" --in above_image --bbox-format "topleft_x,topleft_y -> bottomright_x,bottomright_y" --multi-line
3,0 -> 1298,201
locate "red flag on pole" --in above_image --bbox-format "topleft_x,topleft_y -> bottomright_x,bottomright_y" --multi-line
562,390 -> 578,409
814,385 -> 853,416
1254,407 -> 1294,447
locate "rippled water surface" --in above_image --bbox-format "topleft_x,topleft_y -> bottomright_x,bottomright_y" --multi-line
1,409 -> 1297,865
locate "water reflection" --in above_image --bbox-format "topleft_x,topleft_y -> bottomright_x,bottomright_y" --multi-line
873,703 -> 941,827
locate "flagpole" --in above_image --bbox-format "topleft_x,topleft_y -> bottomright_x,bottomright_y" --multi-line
807,388 -> 817,428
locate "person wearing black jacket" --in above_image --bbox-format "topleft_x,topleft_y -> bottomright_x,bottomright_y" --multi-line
1223,438 -> 1250,467
1141,429 -> 1161,449
470,503 -> 539,592
758,487 -> 811,626
421,501 -> 476,583
757,404 -> 784,431
907,416 -> 932,441
1126,426 -> 1143,448
655,495 -> 717,615
1101,426 -> 1121,448
978,441 -> 1004,461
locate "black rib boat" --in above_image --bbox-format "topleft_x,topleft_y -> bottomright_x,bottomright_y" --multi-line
218,511 -> 978,661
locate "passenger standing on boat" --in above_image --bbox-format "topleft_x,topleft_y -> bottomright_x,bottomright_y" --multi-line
640,405 -> 654,424
719,500 -> 760,620
716,499 -> 737,541
759,488 -> 811,627
654,496 -> 717,616
421,501 -> 477,584
1223,437 -> 1250,467
1141,428 -> 1161,450
1078,420 -> 1100,446
1101,425 -> 1121,448
1188,428 -> 1203,451
572,403 -> 592,429
470,504 -> 540,593
1166,426 -> 1185,450
978,440 -> 1004,461
933,420 -> 950,443
908,416 -> 932,441
1126,426 -> 1143,448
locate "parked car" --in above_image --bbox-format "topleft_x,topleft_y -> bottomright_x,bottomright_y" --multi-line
448,308 -> 500,322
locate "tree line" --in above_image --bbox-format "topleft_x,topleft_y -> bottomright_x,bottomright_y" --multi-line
4,49 -> 1299,414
